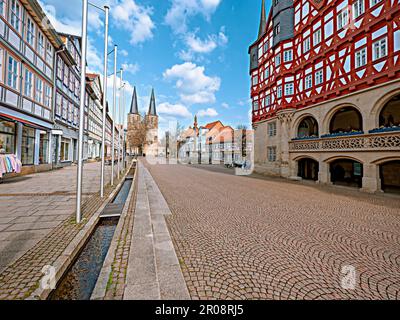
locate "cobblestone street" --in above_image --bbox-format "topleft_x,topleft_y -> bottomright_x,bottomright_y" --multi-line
145,163 -> 400,300
0,162 -> 117,273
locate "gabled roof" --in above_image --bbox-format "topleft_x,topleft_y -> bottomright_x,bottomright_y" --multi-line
204,121 -> 223,130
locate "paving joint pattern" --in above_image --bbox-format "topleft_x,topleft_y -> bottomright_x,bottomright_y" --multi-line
0,166 -> 127,300
144,162 -> 400,300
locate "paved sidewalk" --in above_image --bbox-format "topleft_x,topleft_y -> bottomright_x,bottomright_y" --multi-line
0,162 -> 117,273
124,161 -> 189,300
145,162 -> 400,300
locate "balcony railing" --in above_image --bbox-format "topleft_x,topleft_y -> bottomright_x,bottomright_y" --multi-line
289,131 -> 400,152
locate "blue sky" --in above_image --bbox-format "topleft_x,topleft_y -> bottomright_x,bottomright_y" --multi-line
40,0 -> 266,132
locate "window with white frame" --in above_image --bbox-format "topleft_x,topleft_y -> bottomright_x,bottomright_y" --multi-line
315,69 -> 324,85
370,0 -> 382,6
355,47 -> 367,68
46,43 -> 53,65
268,122 -> 277,137
10,0 -> 21,32
313,29 -> 322,46
275,54 -> 281,66
305,74 -> 313,89
267,146 -> 277,162
274,23 -> 280,36
56,94 -> 62,116
38,32 -> 45,57
263,42 -> 269,53
26,18 -> 35,47
57,57 -> 63,79
337,9 -> 349,30
284,82 -> 294,95
0,0 -> 5,16
253,100 -> 259,111
24,69 -> 33,97
277,85 -> 282,98
265,95 -> 271,106
353,0 -> 365,19
284,50 -> 293,62
7,56 -> 19,89
35,77 -> 43,104
264,67 -> 270,79
44,84 -> 52,108
0,48 -> 3,83
373,37 -> 387,60
252,75 -> 258,86
303,37 -> 311,53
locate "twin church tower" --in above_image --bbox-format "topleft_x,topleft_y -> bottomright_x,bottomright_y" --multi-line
126,88 -> 158,157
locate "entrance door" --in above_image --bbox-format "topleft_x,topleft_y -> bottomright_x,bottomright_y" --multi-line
380,161 -> 400,194
330,159 -> 363,188
298,158 -> 319,181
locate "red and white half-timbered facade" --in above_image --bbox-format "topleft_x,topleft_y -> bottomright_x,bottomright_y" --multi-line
249,0 -> 400,193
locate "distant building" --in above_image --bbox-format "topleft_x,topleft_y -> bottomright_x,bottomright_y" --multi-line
126,87 -> 159,157
249,0 -> 400,193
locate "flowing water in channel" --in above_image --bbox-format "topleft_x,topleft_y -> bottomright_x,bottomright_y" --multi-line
50,217 -> 119,300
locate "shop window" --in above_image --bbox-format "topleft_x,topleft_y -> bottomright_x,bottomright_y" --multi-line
39,131 -> 48,164
0,120 -> 16,154
60,138 -> 70,162
21,126 -> 35,165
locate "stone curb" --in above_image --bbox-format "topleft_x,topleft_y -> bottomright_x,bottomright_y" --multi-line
28,166 -> 132,300
90,165 -> 138,300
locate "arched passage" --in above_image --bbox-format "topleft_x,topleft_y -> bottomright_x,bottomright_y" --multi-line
297,116 -> 319,138
330,159 -> 363,188
379,94 -> 400,129
330,107 -> 363,134
298,158 -> 319,181
380,161 -> 400,194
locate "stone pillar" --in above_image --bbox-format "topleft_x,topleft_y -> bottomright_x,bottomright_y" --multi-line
277,109 -> 295,178
15,123 -> 23,161
318,161 -> 331,185
34,129 -> 40,165
361,163 -> 382,193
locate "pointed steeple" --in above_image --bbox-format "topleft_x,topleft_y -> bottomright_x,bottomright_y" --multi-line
194,115 -> 198,129
130,86 -> 139,114
148,88 -> 157,116
258,0 -> 267,39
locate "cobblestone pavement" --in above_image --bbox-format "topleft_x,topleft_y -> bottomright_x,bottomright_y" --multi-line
0,162 -> 117,273
0,162 -> 126,300
144,163 -> 400,300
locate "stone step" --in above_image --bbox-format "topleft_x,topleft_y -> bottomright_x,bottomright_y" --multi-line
124,161 -> 190,300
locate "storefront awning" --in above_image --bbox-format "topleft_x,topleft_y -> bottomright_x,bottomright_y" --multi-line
0,112 -> 51,130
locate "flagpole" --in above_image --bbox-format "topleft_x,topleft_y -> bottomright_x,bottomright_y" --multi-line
76,0 -> 88,223
111,45 -> 117,186
100,6 -> 109,198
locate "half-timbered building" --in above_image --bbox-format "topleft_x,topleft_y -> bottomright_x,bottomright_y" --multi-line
249,0 -> 400,193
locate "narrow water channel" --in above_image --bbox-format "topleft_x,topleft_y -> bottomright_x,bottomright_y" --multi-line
50,217 -> 118,300
49,174 -> 134,300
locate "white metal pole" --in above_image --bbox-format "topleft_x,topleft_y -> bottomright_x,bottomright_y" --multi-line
111,45 -> 117,186
76,0 -> 88,224
122,85 -> 126,170
117,69 -> 123,179
100,6 -> 109,198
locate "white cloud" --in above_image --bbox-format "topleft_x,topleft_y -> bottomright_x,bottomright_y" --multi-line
112,0 -> 155,45
120,49 -> 129,57
165,0 -> 222,34
222,102 -> 229,109
198,108 -> 218,117
185,34 -> 218,53
122,63 -> 140,75
158,102 -> 192,118
163,62 -> 221,105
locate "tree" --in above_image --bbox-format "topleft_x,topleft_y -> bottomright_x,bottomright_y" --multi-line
127,118 -> 149,155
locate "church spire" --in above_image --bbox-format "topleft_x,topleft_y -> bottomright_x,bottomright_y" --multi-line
194,115 -> 198,129
258,0 -> 267,39
130,86 -> 139,114
148,88 -> 157,116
